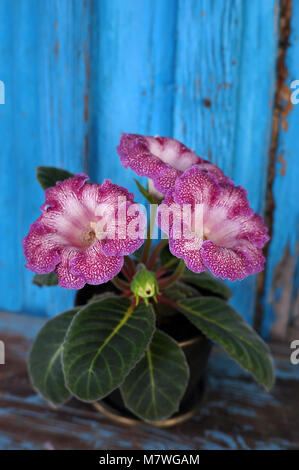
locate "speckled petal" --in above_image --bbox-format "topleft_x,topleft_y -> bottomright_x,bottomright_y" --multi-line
215,183 -> 253,218
102,203 -> 146,256
117,133 -> 202,195
169,224 -> 206,274
236,213 -> 270,248
23,220 -> 61,274
197,161 -> 234,185
55,247 -> 85,289
236,240 -> 266,275
174,166 -> 221,207
41,173 -> 89,212
201,240 -> 250,281
70,241 -> 123,285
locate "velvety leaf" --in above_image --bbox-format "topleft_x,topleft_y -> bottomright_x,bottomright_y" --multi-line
121,329 -> 189,422
163,281 -> 199,302
36,166 -> 74,190
33,272 -> 58,287
62,297 -> 155,402
86,292 -> 116,305
154,281 -> 199,318
134,178 -> 158,204
178,296 -> 275,390
182,270 -> 232,300
28,308 -> 79,406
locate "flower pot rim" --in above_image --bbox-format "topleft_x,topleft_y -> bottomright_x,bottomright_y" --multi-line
92,385 -> 207,428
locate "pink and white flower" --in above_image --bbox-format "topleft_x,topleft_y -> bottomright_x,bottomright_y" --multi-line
23,174 -> 145,289
117,133 -> 232,198
158,166 -> 269,281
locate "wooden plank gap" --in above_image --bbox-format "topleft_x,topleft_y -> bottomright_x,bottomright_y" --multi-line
254,0 -> 293,333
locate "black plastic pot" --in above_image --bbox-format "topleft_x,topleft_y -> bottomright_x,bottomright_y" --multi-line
75,283 -> 212,427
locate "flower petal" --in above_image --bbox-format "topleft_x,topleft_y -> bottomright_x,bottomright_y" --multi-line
102,203 -> 146,256
197,161 -> 234,185
236,213 -> 270,248
236,240 -> 266,275
117,134 -> 166,177
168,222 -> 205,273
173,166 -> 221,207
41,173 -> 89,212
55,248 -> 85,289
117,134 -> 202,195
215,183 -> 253,218
23,220 -> 61,273
201,240 -> 249,281
70,241 -> 123,285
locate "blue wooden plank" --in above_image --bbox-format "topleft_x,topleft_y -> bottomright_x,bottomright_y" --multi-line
173,0 -> 279,325
262,1 -> 299,339
0,0 -> 178,317
0,0 -> 91,316
90,0 -> 177,194
0,0 -> 21,311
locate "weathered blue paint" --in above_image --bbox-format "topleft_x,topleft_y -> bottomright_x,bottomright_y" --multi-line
0,0 -> 91,316
90,0 -> 177,192
262,0 -> 299,338
0,0 -> 297,339
173,0 -> 279,325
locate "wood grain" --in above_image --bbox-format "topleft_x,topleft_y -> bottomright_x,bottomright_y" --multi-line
261,0 -> 299,339
173,0 -> 279,326
0,312 -> 298,450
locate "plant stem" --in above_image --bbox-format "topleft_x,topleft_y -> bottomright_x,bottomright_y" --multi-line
158,259 -> 185,289
111,276 -> 130,293
141,236 -> 152,265
141,205 -> 157,264
146,239 -> 168,270
124,256 -> 136,278
156,257 -> 179,279
121,265 -> 131,281
157,295 -> 178,310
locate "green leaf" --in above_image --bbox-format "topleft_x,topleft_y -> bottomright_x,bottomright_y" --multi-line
33,272 -> 58,287
182,270 -> 232,300
163,281 -> 199,302
134,179 -> 157,204
28,308 -> 79,406
62,297 -> 155,402
36,166 -> 74,190
86,292 -> 116,305
121,330 -> 189,422
154,281 -> 199,318
178,297 -> 275,390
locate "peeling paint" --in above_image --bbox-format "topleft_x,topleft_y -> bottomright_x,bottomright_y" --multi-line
203,98 -> 211,107
54,41 -> 59,56
84,93 -> 89,122
270,245 -> 297,339
278,151 -> 287,175
255,0 -> 293,333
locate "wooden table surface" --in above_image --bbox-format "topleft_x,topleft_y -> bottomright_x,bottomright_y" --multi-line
0,312 -> 298,450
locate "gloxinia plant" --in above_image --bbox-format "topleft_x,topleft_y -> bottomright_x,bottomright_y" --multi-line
25,135 -> 274,424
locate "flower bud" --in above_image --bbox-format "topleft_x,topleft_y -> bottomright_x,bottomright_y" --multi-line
130,264 -> 159,306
